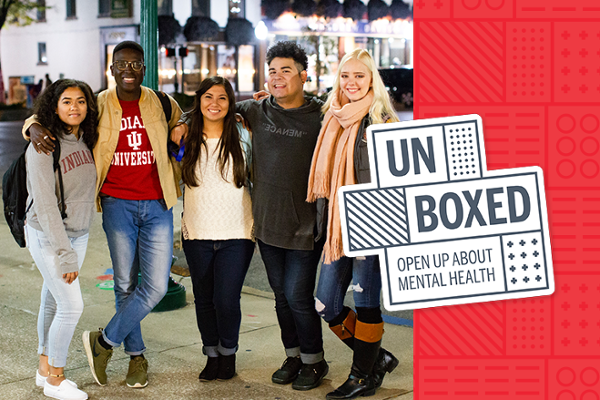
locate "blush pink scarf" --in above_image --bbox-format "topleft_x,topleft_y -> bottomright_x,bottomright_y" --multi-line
307,90 -> 374,263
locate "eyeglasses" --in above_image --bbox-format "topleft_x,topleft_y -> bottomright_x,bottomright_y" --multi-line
112,60 -> 145,71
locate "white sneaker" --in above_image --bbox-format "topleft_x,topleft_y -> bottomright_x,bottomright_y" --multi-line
36,370 -> 78,388
43,380 -> 87,400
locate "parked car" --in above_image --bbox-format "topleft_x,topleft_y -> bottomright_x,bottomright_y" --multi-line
378,67 -> 413,109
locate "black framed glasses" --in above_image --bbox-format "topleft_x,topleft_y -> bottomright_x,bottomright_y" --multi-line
112,60 -> 145,71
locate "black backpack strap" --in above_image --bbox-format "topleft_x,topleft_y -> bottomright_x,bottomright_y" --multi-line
153,89 -> 172,123
52,140 -> 67,219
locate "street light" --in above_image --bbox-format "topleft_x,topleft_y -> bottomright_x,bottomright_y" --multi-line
255,21 -> 268,40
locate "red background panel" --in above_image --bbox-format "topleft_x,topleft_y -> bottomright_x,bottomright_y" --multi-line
414,0 -> 600,398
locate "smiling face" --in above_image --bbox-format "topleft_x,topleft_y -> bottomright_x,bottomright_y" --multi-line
200,85 -> 230,125
339,58 -> 372,102
56,86 -> 87,133
267,57 -> 307,108
111,48 -> 145,101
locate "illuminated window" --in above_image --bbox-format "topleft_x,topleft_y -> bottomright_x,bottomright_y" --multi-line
38,43 -> 48,65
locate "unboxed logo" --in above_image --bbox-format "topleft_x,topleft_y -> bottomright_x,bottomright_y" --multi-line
338,114 -> 554,311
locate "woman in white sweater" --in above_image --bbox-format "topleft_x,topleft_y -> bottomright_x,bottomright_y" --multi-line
180,76 -> 254,381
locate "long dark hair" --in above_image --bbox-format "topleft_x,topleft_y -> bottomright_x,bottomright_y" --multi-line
181,76 -> 246,188
34,79 -> 99,151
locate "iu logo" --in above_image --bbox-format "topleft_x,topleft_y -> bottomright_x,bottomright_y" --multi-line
127,132 -> 142,150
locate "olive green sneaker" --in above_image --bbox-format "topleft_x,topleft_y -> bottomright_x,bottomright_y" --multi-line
126,356 -> 148,388
82,329 -> 113,386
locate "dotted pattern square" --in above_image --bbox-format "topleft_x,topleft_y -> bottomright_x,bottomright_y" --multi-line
547,191 -> 600,273
506,298 -> 551,356
502,232 -> 548,292
549,359 -> 600,398
506,22 -> 551,103
554,275 -> 600,356
445,122 -> 481,181
547,106 -> 600,188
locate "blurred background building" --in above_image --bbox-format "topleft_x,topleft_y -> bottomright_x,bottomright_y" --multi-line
0,0 -> 412,105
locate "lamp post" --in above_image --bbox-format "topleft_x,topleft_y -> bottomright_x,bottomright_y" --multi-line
140,0 -> 158,89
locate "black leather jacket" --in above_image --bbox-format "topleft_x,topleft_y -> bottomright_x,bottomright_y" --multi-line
315,115 -> 372,241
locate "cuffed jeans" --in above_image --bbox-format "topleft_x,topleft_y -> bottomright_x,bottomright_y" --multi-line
257,239 -> 324,364
26,225 -> 87,368
182,239 -> 255,357
101,197 -> 173,355
315,255 -> 381,323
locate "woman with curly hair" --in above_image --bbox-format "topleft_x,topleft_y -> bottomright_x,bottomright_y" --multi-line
26,79 -> 98,400
180,76 -> 254,381
307,48 -> 400,399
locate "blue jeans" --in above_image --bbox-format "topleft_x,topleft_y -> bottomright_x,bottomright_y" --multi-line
315,255 -> 381,323
182,239 -> 255,356
101,197 -> 173,355
26,225 -> 88,368
257,239 -> 324,364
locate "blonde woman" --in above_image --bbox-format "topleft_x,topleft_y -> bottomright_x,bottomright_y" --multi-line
307,48 -> 400,400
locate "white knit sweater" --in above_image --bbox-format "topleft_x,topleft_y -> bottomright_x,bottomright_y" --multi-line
182,139 -> 253,241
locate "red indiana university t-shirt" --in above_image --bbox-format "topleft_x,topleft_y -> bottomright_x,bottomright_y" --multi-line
100,99 -> 163,200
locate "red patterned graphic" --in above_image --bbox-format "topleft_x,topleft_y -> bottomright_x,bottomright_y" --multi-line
506,298 -> 551,356
553,23 -> 600,103
415,0 -> 600,397
547,192 -> 600,273
419,21 -> 504,103
554,275 -> 600,356
455,0 -> 513,19
417,359 -> 545,398
517,0 -> 600,19
548,107 -> 600,187
417,106 -> 546,169
418,302 -> 505,357
549,360 -> 600,398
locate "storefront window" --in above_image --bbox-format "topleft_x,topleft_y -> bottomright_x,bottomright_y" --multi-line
162,44 -> 256,96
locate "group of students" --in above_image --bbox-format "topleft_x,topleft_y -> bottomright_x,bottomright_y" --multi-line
23,39 -> 400,400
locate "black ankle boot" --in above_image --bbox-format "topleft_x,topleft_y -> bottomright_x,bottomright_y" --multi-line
372,348 -> 399,388
198,356 -> 219,381
326,370 -> 375,399
217,354 -> 236,380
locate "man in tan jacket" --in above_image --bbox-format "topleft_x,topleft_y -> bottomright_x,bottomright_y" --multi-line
26,41 -> 182,389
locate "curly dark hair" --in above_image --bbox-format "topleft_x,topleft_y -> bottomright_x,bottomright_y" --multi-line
266,41 -> 308,72
181,76 -> 246,188
34,79 -> 99,151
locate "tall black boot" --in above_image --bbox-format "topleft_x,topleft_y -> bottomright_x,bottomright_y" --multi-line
328,308 -> 398,389
326,321 -> 383,400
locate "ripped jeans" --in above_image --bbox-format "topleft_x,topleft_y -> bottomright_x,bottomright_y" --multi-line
315,255 -> 381,323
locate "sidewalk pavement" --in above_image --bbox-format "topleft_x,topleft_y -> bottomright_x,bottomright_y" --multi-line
0,200 -> 413,400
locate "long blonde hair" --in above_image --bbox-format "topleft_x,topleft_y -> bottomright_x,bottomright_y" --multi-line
322,48 -> 399,124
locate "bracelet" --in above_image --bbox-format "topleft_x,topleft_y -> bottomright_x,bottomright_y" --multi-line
48,373 -> 64,378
